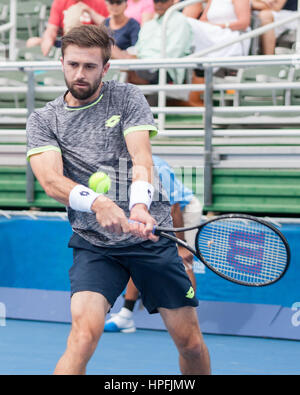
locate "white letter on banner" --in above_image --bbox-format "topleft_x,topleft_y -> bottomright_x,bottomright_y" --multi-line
0,302 -> 6,327
291,302 -> 300,327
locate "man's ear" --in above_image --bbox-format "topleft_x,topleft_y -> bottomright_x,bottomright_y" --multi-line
102,62 -> 110,78
60,56 -> 64,71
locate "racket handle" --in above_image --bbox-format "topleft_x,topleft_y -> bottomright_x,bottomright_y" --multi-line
128,219 -> 157,234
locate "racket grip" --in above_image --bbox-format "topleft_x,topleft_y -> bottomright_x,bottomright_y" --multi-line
128,219 -> 156,234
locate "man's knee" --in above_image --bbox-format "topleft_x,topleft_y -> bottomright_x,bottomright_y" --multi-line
172,318 -> 205,355
68,323 -> 101,358
68,292 -> 109,356
177,332 -> 207,360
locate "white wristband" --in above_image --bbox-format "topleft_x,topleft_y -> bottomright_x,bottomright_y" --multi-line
69,184 -> 101,213
129,181 -> 154,211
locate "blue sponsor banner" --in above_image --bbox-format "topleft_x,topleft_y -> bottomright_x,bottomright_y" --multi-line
0,216 -> 73,291
0,216 -> 300,339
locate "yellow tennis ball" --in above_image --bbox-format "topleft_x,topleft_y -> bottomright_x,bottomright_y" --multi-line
88,172 -> 111,194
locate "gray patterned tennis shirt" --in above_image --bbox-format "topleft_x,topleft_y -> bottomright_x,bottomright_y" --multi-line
26,80 -> 172,247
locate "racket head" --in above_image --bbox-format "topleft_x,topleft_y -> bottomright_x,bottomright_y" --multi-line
195,214 -> 290,287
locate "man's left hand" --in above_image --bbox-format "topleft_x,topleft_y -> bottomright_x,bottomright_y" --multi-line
129,204 -> 158,242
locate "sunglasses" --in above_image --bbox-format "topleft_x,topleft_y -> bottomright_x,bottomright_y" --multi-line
106,0 -> 125,4
153,0 -> 171,3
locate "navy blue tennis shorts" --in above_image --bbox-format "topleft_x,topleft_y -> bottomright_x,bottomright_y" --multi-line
68,232 -> 198,314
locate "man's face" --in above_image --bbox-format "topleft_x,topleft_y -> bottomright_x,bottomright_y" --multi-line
153,0 -> 174,16
61,45 -> 109,102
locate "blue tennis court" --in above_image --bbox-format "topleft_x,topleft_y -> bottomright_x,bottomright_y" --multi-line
0,318 -> 299,375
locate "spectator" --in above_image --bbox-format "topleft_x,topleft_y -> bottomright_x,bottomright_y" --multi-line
186,0 -> 251,106
112,0 -> 193,85
182,1 -> 205,19
187,0 -> 251,58
252,0 -> 298,54
124,0 -> 155,25
104,155 -> 203,333
104,0 -> 140,50
26,0 -> 109,56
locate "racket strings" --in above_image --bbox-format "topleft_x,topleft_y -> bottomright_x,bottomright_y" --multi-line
197,219 -> 288,285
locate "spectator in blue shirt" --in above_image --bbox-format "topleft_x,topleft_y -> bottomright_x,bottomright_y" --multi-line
104,0 -> 140,50
104,155 -> 203,333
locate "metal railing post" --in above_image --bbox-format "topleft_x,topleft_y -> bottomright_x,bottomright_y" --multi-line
203,66 -> 213,207
26,70 -> 35,203
9,0 -> 16,61
296,0 -> 300,53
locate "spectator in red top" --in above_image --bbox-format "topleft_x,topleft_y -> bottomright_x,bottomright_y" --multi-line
27,0 -> 109,56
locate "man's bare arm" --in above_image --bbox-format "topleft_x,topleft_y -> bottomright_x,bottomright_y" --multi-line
30,150 -> 76,204
30,150 -> 129,235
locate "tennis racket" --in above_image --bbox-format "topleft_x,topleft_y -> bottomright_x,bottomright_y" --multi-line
148,214 -> 290,287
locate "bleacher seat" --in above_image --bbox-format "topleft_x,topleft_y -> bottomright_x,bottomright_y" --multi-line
288,67 -> 300,105
234,65 -> 292,106
0,0 -> 47,46
0,70 -> 27,109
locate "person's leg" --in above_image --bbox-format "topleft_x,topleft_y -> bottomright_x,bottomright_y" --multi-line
188,71 -> 204,106
159,306 -> 211,375
127,70 -> 151,85
258,10 -> 276,55
104,278 -> 139,333
124,277 -> 139,302
54,291 -> 110,375
182,196 -> 203,290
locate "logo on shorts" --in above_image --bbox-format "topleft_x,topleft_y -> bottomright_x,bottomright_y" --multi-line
106,115 -> 121,128
185,286 -> 195,299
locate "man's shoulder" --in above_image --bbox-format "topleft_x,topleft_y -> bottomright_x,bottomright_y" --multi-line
28,96 -> 63,122
104,80 -> 141,95
140,15 -> 158,30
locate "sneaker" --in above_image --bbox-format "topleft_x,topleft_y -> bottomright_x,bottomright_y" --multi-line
104,307 -> 136,333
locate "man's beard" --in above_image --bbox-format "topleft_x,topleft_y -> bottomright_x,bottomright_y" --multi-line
65,74 -> 102,101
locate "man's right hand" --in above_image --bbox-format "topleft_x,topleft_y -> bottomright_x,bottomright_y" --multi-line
92,195 -> 130,235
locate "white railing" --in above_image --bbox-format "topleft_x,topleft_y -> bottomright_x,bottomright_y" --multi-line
0,0 -> 16,60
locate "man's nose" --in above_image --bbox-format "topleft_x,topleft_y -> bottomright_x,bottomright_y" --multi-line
75,66 -> 85,80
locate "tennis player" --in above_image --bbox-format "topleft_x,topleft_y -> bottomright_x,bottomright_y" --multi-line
26,24 -> 211,375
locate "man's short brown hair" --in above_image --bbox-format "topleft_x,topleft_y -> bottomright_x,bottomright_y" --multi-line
61,24 -> 115,65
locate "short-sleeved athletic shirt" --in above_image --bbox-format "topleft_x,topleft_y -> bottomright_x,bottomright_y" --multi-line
26,80 -> 172,247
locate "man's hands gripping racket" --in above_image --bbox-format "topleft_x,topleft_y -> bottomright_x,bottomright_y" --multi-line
131,214 -> 290,287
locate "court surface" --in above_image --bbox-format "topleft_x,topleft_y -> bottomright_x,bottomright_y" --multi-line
0,319 -> 299,375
